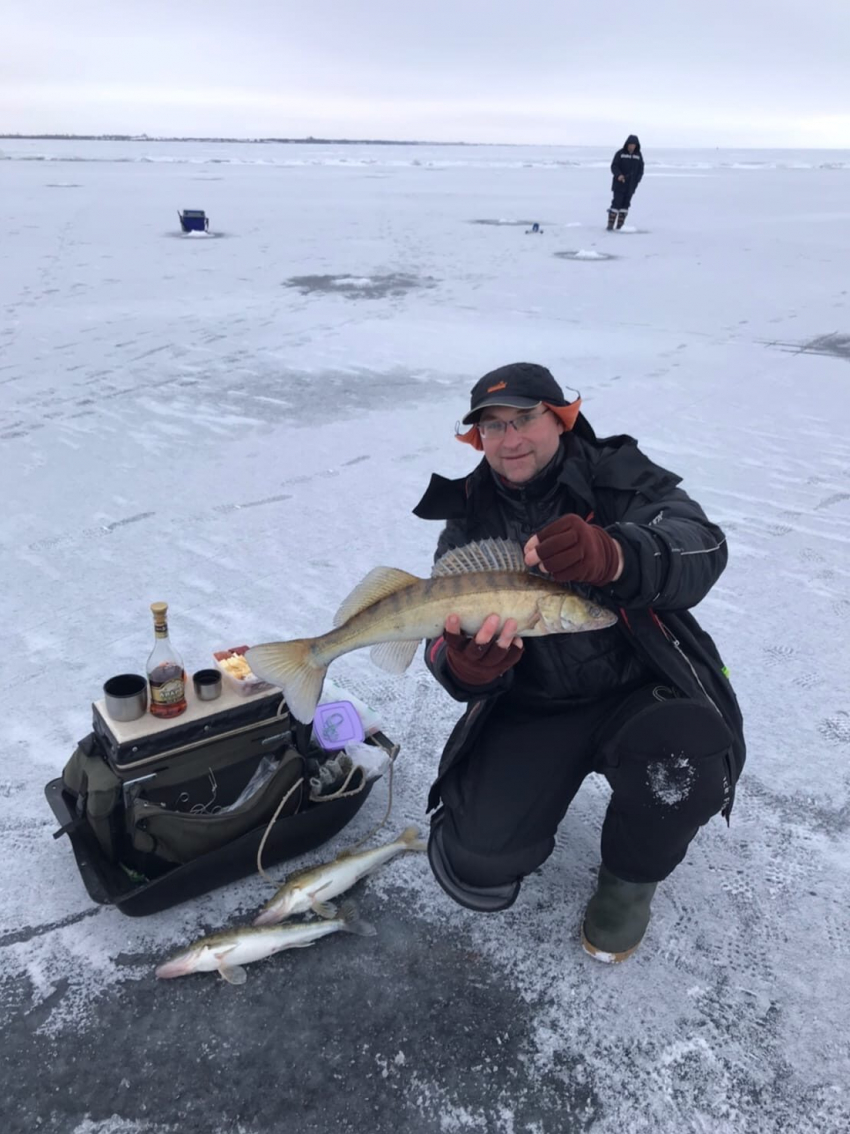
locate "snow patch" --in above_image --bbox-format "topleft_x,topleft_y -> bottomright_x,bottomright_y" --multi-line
647,754 -> 696,806
554,249 -> 614,261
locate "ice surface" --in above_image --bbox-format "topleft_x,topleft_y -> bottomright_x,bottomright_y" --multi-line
1,138 -> 849,1134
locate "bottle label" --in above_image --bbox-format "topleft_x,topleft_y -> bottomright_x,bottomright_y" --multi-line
150,677 -> 185,705
154,621 -> 168,639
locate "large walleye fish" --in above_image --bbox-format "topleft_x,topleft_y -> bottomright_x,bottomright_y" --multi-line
247,538 -> 617,724
154,900 -> 375,985
253,826 -> 427,926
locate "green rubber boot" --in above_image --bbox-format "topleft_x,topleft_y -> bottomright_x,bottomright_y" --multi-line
581,865 -> 658,963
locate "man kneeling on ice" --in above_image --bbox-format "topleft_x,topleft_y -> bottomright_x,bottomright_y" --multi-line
413,363 -> 745,962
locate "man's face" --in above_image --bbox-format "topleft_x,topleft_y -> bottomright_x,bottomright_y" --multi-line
478,404 -> 565,484
626,143 -> 636,153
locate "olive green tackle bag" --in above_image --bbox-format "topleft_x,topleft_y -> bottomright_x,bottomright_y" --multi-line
49,690 -> 384,916
58,729 -> 305,870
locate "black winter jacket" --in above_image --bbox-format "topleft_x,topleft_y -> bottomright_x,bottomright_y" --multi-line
413,422 -> 746,807
611,133 -> 644,192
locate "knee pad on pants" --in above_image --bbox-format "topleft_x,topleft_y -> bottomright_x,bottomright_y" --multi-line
599,693 -> 736,824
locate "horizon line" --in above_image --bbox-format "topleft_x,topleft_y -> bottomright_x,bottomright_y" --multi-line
1,132 -> 848,151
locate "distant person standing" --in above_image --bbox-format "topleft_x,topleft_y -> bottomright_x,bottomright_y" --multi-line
607,134 -> 644,230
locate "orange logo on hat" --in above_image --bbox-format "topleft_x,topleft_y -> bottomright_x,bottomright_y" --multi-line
487,380 -> 508,392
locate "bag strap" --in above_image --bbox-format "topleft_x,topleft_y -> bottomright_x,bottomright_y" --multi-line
52,817 -> 88,840
255,770 -> 307,884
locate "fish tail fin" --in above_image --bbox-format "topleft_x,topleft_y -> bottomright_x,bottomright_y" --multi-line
338,899 -> 377,937
398,825 -> 428,852
245,641 -> 326,724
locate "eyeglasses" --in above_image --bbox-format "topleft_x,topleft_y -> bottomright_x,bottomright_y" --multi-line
476,408 -> 550,440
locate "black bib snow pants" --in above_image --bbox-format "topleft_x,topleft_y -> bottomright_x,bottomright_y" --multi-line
433,683 -> 735,897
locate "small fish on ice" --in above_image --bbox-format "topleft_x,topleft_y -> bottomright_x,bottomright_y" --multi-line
253,825 -> 427,925
155,900 -> 375,985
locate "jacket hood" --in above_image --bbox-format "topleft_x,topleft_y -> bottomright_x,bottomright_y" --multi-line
624,134 -> 641,150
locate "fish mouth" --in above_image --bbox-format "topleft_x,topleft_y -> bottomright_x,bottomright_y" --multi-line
155,953 -> 198,979
252,908 -> 282,927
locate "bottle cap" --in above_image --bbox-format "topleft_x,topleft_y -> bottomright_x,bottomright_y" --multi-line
150,602 -> 168,618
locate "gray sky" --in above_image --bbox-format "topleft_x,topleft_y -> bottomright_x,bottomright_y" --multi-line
2,0 -> 848,147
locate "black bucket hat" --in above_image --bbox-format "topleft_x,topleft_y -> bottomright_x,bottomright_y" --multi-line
462,363 -> 570,425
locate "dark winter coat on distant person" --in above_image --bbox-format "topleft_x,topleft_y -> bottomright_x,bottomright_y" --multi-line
611,134 -> 644,194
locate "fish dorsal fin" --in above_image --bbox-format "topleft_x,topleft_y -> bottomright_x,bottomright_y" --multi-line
431,538 -> 527,578
333,566 -> 420,627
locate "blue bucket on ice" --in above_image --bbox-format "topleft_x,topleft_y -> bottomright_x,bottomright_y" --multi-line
178,209 -> 209,233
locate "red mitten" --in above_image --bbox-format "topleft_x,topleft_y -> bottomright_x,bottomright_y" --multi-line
533,514 -> 621,586
444,629 -> 523,687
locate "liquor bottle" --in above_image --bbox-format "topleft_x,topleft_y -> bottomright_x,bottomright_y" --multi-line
146,602 -> 187,718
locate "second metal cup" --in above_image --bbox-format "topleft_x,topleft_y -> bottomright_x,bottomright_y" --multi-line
193,668 -> 222,701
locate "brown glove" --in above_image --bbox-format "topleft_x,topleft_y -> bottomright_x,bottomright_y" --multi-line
533,514 -> 622,587
444,629 -> 523,687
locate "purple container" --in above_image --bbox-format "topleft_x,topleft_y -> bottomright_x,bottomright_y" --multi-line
313,701 -> 365,751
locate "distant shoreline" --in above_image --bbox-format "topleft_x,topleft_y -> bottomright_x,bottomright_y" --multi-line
0,134 -> 468,146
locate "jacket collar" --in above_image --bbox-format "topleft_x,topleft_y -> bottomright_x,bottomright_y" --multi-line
412,432 -> 679,522
413,434 -> 587,520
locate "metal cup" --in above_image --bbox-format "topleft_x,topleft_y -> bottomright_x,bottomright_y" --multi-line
193,668 -> 222,701
103,674 -> 148,722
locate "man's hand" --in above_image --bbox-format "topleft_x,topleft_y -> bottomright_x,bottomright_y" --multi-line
443,613 -> 523,687
618,174 -> 626,182
524,515 -> 624,587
